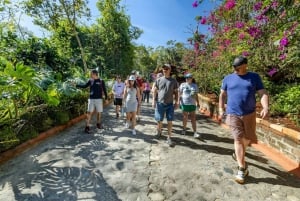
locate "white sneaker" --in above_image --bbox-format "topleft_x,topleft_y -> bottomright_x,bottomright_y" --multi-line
194,132 -> 201,138
132,129 -> 136,135
166,137 -> 174,147
125,122 -> 129,129
235,167 -> 249,184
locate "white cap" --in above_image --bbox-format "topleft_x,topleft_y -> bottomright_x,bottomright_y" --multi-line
128,75 -> 136,81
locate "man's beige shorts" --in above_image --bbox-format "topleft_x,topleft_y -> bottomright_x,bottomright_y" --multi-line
87,99 -> 103,113
225,112 -> 257,143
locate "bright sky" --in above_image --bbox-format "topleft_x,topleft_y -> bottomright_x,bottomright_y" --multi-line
115,0 -> 218,47
18,0 -> 219,48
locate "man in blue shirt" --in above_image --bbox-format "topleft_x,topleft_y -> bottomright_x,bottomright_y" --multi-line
219,56 -> 269,184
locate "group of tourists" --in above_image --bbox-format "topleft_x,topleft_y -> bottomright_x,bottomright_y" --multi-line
76,55 -> 270,184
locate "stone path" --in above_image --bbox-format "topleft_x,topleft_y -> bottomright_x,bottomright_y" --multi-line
0,103 -> 299,201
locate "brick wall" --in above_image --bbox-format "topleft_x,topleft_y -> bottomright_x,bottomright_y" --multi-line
198,94 -> 300,165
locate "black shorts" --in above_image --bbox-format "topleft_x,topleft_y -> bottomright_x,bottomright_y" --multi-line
114,98 -> 123,106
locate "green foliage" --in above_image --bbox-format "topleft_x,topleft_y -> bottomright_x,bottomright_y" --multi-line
96,0 -> 138,76
271,85 -> 300,117
48,110 -> 70,125
0,58 -> 60,123
0,125 -> 19,153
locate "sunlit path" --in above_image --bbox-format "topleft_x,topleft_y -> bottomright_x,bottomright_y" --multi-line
0,102 -> 299,201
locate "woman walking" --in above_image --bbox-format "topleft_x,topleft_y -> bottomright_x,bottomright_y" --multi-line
178,73 -> 200,138
123,75 -> 141,135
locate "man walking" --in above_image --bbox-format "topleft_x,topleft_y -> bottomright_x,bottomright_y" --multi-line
76,69 -> 108,133
219,56 -> 269,184
152,64 -> 179,146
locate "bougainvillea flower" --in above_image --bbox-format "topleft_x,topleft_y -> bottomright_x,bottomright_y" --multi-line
267,68 -> 278,77
192,1 -> 198,8
280,37 -> 289,47
242,51 -> 249,57
194,42 -> 199,50
223,26 -> 230,32
253,2 -> 262,11
235,21 -> 244,29
239,33 -> 245,39
279,53 -> 287,60
200,17 -> 207,24
224,0 -> 236,10
212,51 -> 220,57
271,1 -> 279,9
248,26 -> 261,38
255,14 -> 264,21
224,39 -> 231,46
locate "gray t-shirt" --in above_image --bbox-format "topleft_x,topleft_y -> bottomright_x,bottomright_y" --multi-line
155,76 -> 178,104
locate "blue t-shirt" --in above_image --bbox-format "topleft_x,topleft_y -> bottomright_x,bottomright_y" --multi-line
221,72 -> 264,116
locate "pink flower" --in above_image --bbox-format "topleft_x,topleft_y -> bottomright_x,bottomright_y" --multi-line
255,14 -> 269,23
271,1 -> 279,9
192,1 -> 198,8
279,53 -> 286,60
242,51 -> 249,57
200,17 -> 207,24
253,2 -> 262,11
280,37 -> 289,47
235,21 -> 244,29
224,39 -> 231,46
247,26 -> 261,38
194,42 -> 199,50
224,26 -> 230,32
212,51 -> 220,57
267,68 -> 278,77
224,0 -> 236,10
239,33 -> 245,39
255,14 -> 263,21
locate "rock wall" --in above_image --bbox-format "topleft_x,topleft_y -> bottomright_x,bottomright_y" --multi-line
197,93 -> 300,165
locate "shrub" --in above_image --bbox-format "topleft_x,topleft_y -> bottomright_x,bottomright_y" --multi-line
271,85 -> 300,125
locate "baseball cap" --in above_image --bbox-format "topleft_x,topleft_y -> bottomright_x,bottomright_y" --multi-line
128,75 -> 136,81
232,56 -> 248,68
184,73 -> 193,78
162,64 -> 171,69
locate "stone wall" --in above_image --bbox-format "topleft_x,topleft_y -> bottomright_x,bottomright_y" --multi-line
197,93 -> 300,165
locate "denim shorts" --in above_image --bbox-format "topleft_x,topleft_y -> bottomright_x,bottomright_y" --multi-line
155,102 -> 174,122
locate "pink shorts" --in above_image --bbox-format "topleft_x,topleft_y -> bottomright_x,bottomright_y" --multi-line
225,112 -> 257,143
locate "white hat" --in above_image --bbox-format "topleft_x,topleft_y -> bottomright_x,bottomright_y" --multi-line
128,75 -> 136,81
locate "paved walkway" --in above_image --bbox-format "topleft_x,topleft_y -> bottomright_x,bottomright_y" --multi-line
0,103 -> 299,201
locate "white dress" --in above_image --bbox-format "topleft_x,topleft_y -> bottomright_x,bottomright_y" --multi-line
125,87 -> 138,112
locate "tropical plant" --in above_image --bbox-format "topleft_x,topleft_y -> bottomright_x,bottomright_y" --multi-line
0,57 -> 59,122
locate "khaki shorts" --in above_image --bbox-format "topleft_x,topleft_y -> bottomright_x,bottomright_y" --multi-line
225,112 -> 257,143
87,99 -> 103,113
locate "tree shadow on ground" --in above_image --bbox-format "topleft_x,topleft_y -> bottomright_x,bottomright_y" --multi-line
165,135 -> 300,187
2,158 -> 121,201
245,162 -> 300,187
